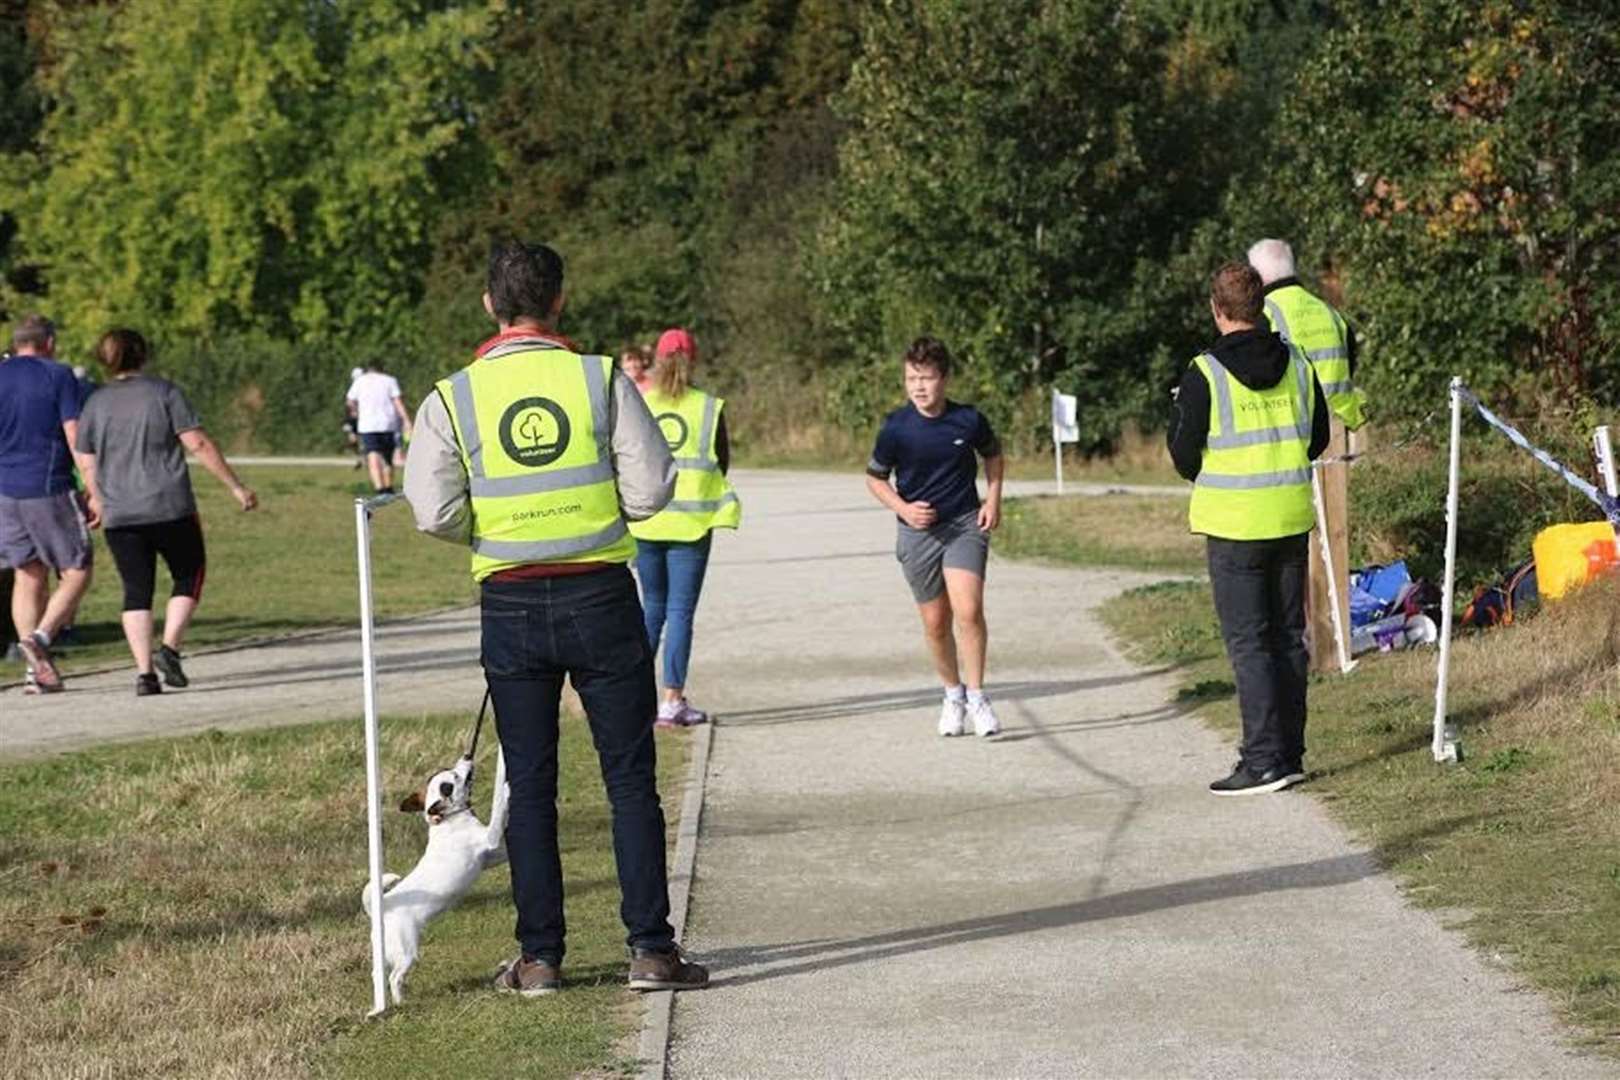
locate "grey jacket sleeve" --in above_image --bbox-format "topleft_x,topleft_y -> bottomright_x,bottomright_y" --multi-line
403,389 -> 471,543
611,368 -> 676,521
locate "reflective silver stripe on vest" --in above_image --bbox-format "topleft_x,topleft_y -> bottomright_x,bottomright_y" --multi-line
1306,345 -> 1347,362
1195,467 -> 1312,490
469,460 -> 615,498
1264,298 -> 1291,341
663,493 -> 739,515
1204,353 -> 1312,450
1321,380 -> 1355,397
472,518 -> 629,561
581,355 -> 610,456
672,395 -> 720,471
446,369 -> 484,478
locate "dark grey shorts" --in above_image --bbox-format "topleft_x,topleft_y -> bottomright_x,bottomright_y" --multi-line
896,509 -> 989,604
0,490 -> 94,572
360,431 -> 398,457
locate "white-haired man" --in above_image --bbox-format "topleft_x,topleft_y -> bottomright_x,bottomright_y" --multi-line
1246,239 -> 1366,429
1249,239 -> 1363,677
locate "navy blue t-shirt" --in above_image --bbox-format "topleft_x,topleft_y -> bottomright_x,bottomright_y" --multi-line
867,401 -> 1002,523
0,354 -> 83,499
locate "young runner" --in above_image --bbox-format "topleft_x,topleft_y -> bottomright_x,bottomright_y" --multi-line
865,336 -> 1005,737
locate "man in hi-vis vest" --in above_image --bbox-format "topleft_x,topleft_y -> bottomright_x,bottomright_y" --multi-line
1248,238 -> 1365,430
1168,261 -> 1330,796
405,240 -> 710,995
1250,238 -> 1364,675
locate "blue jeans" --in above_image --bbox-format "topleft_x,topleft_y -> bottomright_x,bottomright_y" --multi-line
480,566 -> 674,964
635,534 -> 712,690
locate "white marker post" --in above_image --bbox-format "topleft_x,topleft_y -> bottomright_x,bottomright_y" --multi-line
1594,426 -> 1619,560
1431,378 -> 1464,765
1051,389 -> 1079,494
355,495 -> 393,1016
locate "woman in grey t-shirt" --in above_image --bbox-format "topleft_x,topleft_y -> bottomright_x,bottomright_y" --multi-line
75,330 -> 258,696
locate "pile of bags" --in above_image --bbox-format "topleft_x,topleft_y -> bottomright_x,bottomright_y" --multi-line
1348,561 -> 1441,655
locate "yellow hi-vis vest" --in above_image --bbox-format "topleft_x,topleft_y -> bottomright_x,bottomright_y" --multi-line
1187,347 -> 1318,540
1263,283 -> 1366,429
436,342 -> 635,581
629,387 -> 742,542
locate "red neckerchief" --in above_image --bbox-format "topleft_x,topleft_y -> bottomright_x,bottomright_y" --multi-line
474,326 -> 580,358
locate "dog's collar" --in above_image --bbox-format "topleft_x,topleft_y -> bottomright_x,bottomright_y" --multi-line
429,804 -> 475,824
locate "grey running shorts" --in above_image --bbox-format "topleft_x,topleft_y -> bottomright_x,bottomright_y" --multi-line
0,490 -> 94,572
896,508 -> 990,603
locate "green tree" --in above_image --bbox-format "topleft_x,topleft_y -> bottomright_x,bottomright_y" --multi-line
1,0 -> 498,348
0,0 -> 46,310
1257,0 -> 1620,417
809,0 -> 1270,450
421,0 -> 860,364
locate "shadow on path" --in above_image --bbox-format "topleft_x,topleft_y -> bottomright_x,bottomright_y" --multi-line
718,672 -> 1173,728
702,853 -> 1375,989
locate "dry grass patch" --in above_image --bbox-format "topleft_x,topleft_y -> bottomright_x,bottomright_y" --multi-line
1102,575 -> 1620,1048
998,492 -> 1200,573
0,712 -> 693,1079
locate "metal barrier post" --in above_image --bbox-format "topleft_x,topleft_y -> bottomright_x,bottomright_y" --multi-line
1594,426 -> 1619,560
1431,379 -> 1463,764
356,495 -> 392,1016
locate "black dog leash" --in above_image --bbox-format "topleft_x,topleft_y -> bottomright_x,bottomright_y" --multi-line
466,690 -> 491,761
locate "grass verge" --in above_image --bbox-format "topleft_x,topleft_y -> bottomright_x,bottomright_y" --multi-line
3,465 -> 474,682
0,711 -> 693,1078
1102,575 -> 1620,1047
997,493 -> 1201,573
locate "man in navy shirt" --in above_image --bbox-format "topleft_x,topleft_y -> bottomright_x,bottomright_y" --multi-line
0,315 -> 101,693
866,336 -> 1005,737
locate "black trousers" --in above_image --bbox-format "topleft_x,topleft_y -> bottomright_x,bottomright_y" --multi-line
1206,533 -> 1310,772
480,565 -> 674,965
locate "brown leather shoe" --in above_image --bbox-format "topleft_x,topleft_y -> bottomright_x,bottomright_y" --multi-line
628,946 -> 710,991
492,955 -> 561,996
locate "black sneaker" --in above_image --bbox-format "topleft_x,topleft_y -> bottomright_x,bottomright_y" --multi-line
1282,760 -> 1307,785
136,673 -> 163,697
1209,762 -> 1297,796
627,946 -> 709,991
155,645 -> 189,688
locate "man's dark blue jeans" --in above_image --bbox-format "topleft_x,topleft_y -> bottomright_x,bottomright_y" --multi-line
480,565 -> 675,966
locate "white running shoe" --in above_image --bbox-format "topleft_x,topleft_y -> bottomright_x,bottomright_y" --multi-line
968,695 -> 1000,737
937,696 -> 967,737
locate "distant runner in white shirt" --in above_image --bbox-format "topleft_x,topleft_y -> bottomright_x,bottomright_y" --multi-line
346,364 -> 413,494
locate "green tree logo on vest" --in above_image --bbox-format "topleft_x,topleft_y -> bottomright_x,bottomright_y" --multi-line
499,397 -> 572,468
655,412 -> 689,452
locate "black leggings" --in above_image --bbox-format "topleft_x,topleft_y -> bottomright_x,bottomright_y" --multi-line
104,515 -> 207,612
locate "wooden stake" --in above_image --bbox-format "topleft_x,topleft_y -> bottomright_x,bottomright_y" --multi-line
1308,418 -> 1351,673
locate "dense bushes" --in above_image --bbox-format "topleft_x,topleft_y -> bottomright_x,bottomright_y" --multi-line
4,2 -> 1618,455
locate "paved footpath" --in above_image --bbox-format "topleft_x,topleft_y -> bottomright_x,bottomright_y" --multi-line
668,471 -> 1609,1078
0,606 -> 486,758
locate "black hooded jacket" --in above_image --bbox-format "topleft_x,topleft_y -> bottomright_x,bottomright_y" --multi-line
1166,326 -> 1330,483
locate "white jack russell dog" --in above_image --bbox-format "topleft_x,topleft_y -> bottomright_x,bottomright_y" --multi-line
362,750 -> 509,1005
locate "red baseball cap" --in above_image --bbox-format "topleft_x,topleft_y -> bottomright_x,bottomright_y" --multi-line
655,328 -> 697,361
